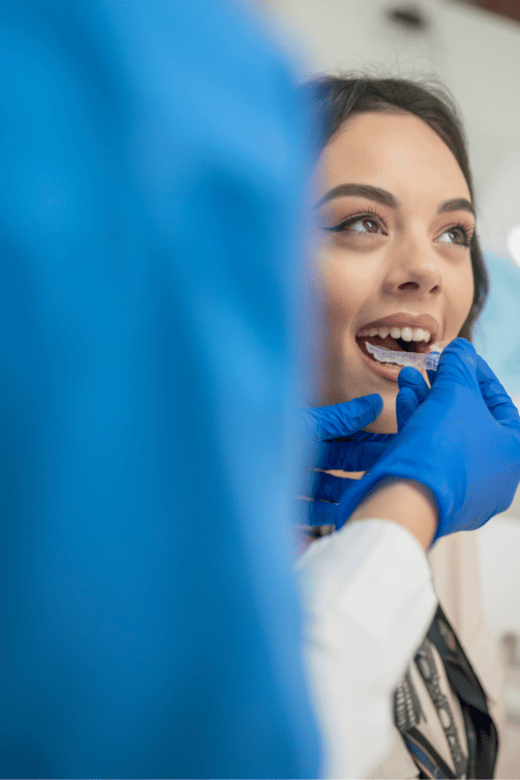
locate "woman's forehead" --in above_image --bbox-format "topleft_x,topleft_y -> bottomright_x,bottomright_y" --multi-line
318,111 -> 471,205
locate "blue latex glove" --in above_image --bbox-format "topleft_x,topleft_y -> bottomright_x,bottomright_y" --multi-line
334,339 -> 520,542
299,395 -> 383,446
302,382 -> 431,525
298,396 -> 382,524
303,376 -> 432,524
396,367 -> 429,431
322,368 -> 428,520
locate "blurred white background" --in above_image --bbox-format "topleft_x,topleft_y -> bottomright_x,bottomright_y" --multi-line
255,0 -> 520,774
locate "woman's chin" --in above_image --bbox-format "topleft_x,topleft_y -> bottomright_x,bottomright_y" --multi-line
364,406 -> 398,434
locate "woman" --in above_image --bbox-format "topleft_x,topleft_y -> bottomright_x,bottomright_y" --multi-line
303,76 -> 504,779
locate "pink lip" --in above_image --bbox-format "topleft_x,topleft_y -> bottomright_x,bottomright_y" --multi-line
356,312 -> 440,344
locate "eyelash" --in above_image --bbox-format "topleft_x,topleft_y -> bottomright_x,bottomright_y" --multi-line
324,212 -> 474,247
324,209 -> 387,234
442,223 -> 474,247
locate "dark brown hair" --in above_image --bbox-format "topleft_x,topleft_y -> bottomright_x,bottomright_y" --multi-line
305,75 -> 488,340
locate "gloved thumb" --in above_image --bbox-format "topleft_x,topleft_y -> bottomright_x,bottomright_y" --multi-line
396,386 -> 420,432
299,394 -> 383,442
396,367 -> 429,431
427,338 -> 479,395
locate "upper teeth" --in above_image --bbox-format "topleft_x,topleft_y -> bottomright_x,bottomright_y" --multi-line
358,326 -> 431,342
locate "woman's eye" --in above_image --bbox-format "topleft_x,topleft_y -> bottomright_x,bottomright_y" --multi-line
325,215 -> 383,235
437,225 -> 471,246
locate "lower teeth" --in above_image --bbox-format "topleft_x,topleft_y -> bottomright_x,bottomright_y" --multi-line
365,341 -> 444,370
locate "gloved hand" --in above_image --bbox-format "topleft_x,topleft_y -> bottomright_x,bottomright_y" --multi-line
299,387 -> 423,526
298,395 -> 384,524
334,339 -> 520,542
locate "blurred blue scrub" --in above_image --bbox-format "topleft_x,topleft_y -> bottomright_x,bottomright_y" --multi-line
0,1 -> 321,777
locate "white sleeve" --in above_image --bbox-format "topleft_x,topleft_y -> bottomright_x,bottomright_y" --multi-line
295,518 -> 437,780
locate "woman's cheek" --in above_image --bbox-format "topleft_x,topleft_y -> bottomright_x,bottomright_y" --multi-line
452,260 -> 474,333
319,253 -> 372,314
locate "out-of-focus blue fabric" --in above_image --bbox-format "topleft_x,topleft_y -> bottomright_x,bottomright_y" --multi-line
0,1 -> 321,777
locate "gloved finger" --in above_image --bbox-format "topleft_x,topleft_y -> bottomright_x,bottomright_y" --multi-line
396,386 -> 420,432
311,470 -> 351,504
476,355 -> 520,425
397,367 -> 429,431
398,366 -> 429,403
317,431 -> 394,471
338,393 -> 384,434
427,338 -> 479,392
426,367 -> 436,387
301,394 -> 383,441
425,340 -> 450,387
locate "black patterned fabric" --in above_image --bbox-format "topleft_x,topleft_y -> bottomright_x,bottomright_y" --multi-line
394,605 -> 498,779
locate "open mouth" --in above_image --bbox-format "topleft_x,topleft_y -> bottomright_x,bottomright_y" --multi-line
355,324 -> 437,381
357,333 -> 432,360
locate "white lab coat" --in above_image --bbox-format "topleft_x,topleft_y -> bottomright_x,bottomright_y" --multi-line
295,519 -> 437,779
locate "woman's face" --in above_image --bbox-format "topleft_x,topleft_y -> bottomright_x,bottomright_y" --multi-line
314,110 -> 475,433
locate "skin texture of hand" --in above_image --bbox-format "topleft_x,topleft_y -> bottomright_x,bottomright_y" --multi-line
348,478 -> 437,551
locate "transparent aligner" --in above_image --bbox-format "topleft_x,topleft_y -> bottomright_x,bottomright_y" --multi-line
365,341 -> 446,370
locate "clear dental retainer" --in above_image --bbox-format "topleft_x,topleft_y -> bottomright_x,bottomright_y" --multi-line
365,341 -> 446,370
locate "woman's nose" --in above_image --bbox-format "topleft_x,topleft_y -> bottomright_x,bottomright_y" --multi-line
382,248 -> 442,297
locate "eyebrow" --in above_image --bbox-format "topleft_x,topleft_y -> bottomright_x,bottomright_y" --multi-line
315,183 -> 399,210
436,197 -> 475,217
315,183 -> 476,218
